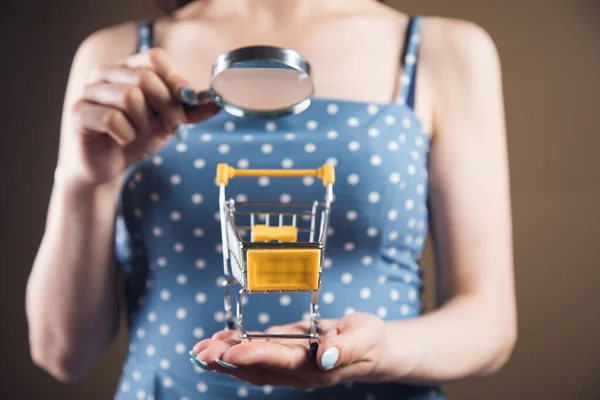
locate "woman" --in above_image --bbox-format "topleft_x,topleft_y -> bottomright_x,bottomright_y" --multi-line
25,0 -> 517,399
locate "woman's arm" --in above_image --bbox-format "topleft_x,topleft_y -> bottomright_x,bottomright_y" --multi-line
25,23 -> 138,382
27,174 -> 123,382
377,18 -> 517,383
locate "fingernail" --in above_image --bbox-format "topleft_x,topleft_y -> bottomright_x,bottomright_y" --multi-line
320,346 -> 339,370
180,86 -> 199,106
215,358 -> 237,369
174,123 -> 189,141
189,351 -> 198,358
190,358 -> 211,371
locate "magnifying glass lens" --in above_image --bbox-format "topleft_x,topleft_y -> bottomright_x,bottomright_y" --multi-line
211,59 -> 313,115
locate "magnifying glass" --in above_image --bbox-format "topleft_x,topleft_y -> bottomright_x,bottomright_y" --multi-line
192,45 -> 314,119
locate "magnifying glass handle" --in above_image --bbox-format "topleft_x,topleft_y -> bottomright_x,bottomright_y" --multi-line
182,90 -> 215,111
176,91 -> 217,142
196,90 -> 215,105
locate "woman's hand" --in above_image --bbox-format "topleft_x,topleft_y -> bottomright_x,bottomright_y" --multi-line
60,47 -> 218,186
191,313 -> 396,390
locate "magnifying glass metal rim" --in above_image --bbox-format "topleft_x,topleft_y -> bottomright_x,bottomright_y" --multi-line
206,45 -> 314,118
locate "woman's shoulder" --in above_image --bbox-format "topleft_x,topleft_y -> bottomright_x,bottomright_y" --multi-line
73,21 -> 141,67
416,16 -> 503,141
70,16 -> 192,76
418,16 -> 502,97
402,15 -> 499,95
370,4 -> 498,58
420,16 -> 499,61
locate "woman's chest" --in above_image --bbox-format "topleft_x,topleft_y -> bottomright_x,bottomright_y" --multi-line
118,101 -> 430,256
165,16 -> 407,104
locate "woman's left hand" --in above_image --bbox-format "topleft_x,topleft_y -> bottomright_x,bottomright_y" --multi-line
191,313 -> 393,390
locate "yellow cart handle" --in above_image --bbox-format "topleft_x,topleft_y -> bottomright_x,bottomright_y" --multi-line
216,163 -> 335,187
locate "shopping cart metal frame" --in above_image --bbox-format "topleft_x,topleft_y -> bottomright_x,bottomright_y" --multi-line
215,163 -> 335,358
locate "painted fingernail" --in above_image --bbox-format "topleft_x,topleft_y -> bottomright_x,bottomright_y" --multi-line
215,358 -> 237,369
190,358 -> 211,371
180,86 -> 199,106
320,346 -> 340,370
174,123 -> 189,141
189,351 -> 198,358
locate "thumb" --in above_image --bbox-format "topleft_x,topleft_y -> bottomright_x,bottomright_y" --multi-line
317,313 -> 381,371
184,101 -> 220,124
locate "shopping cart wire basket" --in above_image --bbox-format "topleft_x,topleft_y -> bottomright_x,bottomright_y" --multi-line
215,163 -> 335,359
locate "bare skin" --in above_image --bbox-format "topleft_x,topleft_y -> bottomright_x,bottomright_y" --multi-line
26,0 -> 516,388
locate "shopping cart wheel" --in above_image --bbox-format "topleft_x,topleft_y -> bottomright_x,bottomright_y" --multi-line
309,342 -> 319,362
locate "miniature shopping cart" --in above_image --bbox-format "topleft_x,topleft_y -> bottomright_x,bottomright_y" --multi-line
215,163 -> 335,359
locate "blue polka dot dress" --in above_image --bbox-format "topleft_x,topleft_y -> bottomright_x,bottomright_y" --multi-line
113,16 -> 447,400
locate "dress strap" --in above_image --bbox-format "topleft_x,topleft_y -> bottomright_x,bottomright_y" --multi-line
397,16 -> 424,109
137,20 -> 154,53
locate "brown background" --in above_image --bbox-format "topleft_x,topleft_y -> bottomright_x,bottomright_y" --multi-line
1,0 -> 599,399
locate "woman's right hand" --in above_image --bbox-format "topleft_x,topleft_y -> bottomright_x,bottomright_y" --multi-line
61,48 -> 218,186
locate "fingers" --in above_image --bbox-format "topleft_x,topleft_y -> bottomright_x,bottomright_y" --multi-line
123,48 -> 194,105
136,68 -> 187,133
71,100 -> 136,146
193,335 -> 239,356
206,340 -> 315,390
192,334 -> 373,390
211,329 -> 243,343
184,101 -> 220,124
85,64 -> 182,136
193,339 -> 235,370
82,82 -> 158,137
124,48 -> 220,120
87,65 -> 141,86
264,319 -> 338,336
215,367 -> 314,391
191,315 -> 382,392
261,323 -> 309,344
223,341 -> 311,371
316,313 -> 384,371
84,49 -> 219,140
220,340 -> 357,389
